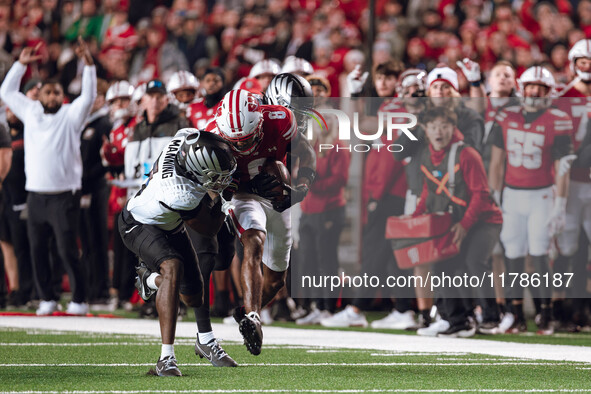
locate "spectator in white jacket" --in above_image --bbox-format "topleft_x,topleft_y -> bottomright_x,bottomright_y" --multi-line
0,37 -> 97,316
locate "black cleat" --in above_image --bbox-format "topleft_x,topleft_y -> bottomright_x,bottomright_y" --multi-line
239,311 -> 263,356
155,356 -> 182,377
437,322 -> 476,338
477,321 -> 502,335
195,337 -> 238,367
135,263 -> 156,302
506,319 -> 528,334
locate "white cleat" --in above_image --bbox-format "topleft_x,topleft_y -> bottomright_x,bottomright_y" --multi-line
416,319 -> 450,336
66,301 -> 89,315
36,300 -> 58,316
320,305 -> 368,328
296,309 -> 332,325
370,310 -> 416,329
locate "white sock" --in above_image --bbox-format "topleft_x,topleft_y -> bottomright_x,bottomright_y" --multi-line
147,273 -> 161,290
160,344 -> 174,359
198,331 -> 216,344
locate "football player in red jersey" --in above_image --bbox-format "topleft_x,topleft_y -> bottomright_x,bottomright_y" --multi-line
167,70 -> 200,114
101,81 -> 137,171
213,89 -> 316,355
187,68 -> 226,130
100,80 -> 138,310
488,66 -> 574,335
552,39 -> 591,331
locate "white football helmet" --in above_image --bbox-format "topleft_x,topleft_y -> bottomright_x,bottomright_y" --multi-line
106,80 -> 134,102
568,39 -> 591,81
106,81 -> 134,120
281,56 -> 314,76
132,82 -> 146,103
167,70 -> 200,93
518,66 -> 556,109
215,89 -> 264,155
249,59 -> 281,78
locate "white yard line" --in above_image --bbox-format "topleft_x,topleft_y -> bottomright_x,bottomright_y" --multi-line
1,316 -> 590,363
5,390 -> 591,393
0,362 -> 574,367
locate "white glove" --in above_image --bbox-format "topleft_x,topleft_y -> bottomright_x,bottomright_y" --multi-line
558,154 -> 577,177
547,196 -> 567,237
492,189 -> 501,206
456,58 -> 481,83
221,196 -> 235,216
346,64 -> 369,95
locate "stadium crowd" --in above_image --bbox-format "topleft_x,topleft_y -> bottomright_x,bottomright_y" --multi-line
0,0 -> 590,348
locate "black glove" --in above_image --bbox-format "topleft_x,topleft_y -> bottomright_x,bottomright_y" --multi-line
272,184 -> 309,212
248,173 -> 282,199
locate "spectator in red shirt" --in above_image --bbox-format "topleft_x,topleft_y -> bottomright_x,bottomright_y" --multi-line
414,106 -> 503,338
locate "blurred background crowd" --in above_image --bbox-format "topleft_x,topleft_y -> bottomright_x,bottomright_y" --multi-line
1,0 -> 590,95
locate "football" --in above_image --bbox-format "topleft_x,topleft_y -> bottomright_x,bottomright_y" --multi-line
260,158 -> 291,202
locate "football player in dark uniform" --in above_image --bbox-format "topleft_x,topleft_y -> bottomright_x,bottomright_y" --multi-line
118,128 -> 236,376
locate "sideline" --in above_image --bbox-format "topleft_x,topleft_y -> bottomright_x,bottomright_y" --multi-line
1,316 -> 590,363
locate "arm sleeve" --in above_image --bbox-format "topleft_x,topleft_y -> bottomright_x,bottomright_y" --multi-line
310,150 -> 350,195
0,62 -> 37,121
488,122 -> 505,150
552,134 -> 574,160
458,147 -> 491,231
67,65 -> 97,132
575,124 -> 591,167
458,109 -> 484,152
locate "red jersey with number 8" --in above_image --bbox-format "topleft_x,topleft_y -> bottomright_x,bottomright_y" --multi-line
206,104 -> 297,184
494,106 -> 573,189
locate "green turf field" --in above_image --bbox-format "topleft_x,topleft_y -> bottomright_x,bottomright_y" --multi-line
1,326 -> 590,393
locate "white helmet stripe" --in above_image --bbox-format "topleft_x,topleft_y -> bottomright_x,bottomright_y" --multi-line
234,89 -> 242,131
186,148 -> 202,174
197,148 -> 215,172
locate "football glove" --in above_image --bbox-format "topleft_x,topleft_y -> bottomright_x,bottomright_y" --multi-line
247,173 -> 282,199
547,196 -> 567,237
456,58 -> 481,83
272,184 -> 309,213
558,154 -> 577,177
346,64 -> 369,95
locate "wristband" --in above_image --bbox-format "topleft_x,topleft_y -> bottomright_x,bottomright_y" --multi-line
470,81 -> 481,87
298,167 -> 316,184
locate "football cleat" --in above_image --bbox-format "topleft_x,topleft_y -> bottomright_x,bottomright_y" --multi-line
320,305 -> 368,328
506,319 -> 528,334
36,300 -> 59,316
416,319 -> 450,336
155,356 -> 182,377
370,310 -> 416,330
477,321 -> 502,335
238,311 -> 263,356
437,323 -> 476,338
195,337 -> 238,367
135,263 -> 156,302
